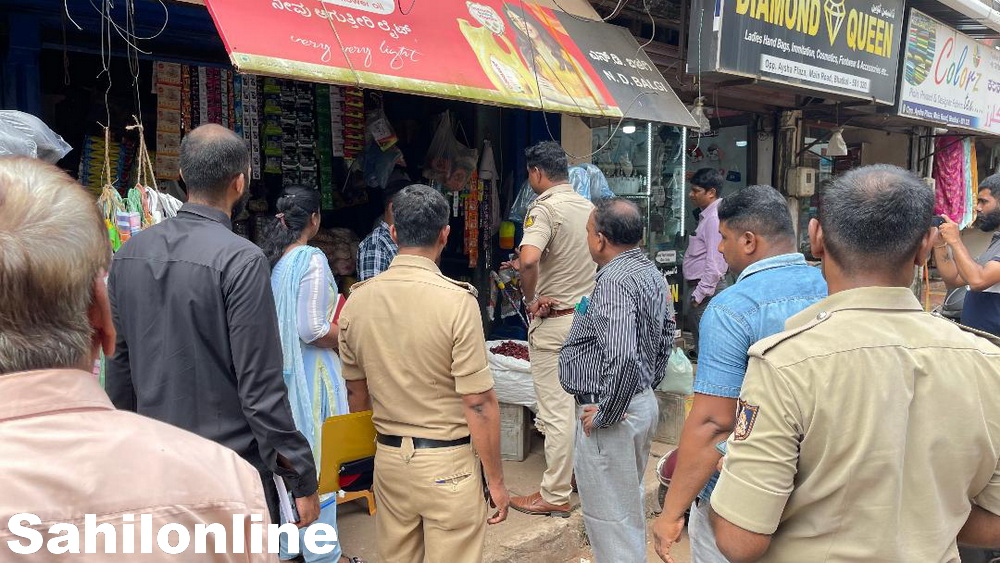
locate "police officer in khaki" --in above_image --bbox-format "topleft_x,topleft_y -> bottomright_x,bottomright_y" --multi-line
505,141 -> 595,517
339,185 -> 509,563
707,165 -> 1000,562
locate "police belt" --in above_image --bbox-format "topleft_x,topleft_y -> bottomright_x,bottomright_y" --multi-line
377,434 -> 471,449
547,308 -> 575,318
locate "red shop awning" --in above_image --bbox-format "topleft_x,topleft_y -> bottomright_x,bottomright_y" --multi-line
203,0 -> 697,127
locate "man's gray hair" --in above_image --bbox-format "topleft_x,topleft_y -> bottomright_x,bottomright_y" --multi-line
820,164 -> 934,270
391,184 -> 450,247
0,156 -> 110,374
594,198 -> 643,246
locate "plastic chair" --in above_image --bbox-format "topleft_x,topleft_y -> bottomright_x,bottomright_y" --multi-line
318,410 -> 377,515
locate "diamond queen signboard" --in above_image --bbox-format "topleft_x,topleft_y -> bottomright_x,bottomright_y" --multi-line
687,0 -> 905,103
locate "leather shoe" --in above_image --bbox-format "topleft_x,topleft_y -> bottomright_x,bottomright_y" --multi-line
510,492 -> 571,518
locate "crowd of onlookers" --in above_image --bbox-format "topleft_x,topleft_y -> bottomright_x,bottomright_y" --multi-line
4,124 -> 1000,563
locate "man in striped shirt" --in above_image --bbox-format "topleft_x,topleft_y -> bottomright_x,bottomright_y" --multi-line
559,198 -> 676,562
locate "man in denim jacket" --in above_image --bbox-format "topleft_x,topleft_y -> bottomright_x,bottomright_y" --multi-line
653,185 -> 827,562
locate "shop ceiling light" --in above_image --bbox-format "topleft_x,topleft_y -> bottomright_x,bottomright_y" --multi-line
828,127 -> 848,157
622,121 -> 637,134
689,97 -> 712,134
735,140 -> 748,147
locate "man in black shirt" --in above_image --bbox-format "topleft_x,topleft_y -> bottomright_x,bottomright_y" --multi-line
106,124 -> 319,526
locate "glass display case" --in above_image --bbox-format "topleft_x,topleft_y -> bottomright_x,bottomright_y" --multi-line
592,122 -> 686,310
593,122 -> 687,256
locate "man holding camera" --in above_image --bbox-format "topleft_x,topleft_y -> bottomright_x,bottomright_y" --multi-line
936,174 -> 1000,337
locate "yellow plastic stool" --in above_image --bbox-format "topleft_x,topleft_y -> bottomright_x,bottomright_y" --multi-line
318,411 -> 377,515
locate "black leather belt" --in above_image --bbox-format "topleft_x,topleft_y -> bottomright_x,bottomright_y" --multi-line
575,388 -> 648,406
377,434 -> 471,449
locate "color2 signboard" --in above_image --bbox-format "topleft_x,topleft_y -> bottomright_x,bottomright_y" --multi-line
898,9 -> 1000,134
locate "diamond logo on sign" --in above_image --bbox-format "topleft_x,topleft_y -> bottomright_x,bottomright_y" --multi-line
467,2 -> 505,35
824,0 -> 846,46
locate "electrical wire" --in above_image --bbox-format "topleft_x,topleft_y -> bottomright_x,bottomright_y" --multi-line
87,0 -> 169,54
321,9 -> 363,87
98,0 -> 112,140
515,0 -> 592,114
64,0 -> 83,30
691,7 -> 705,153
547,0 -> 630,22
87,0 -> 166,188
125,0 -> 144,128
397,0 -> 417,15
638,0 -> 656,52
514,0 -> 660,160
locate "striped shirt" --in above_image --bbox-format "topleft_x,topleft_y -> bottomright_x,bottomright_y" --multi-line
559,247 -> 676,428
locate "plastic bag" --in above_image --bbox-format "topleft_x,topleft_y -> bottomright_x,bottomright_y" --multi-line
508,164 -> 613,222
486,340 -> 537,411
423,112 -> 456,184
656,348 -> 694,396
364,139 -> 405,189
0,110 -> 73,163
509,179 -> 536,223
569,163 -> 614,200
444,143 -> 478,191
423,111 -> 478,191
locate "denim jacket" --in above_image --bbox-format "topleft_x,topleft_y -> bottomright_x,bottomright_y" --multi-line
695,253 -> 827,501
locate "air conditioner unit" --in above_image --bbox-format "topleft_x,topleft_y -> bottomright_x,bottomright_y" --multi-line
787,167 -> 817,197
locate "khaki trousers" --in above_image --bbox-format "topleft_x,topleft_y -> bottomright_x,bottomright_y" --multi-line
374,440 -> 487,563
527,314 -> 576,506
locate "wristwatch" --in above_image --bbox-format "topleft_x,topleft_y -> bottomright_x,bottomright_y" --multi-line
523,295 -> 540,307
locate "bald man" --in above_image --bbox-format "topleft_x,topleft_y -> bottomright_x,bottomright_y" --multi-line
106,124 -> 320,527
560,198 -> 675,562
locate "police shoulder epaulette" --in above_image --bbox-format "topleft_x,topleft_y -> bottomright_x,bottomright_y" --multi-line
437,273 -> 478,297
748,310 -> 832,358
349,278 -> 371,293
536,191 -> 555,202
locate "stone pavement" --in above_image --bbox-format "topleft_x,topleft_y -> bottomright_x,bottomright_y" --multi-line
336,433 -> 690,562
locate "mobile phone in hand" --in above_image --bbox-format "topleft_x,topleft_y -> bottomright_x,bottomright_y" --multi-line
932,216 -> 946,228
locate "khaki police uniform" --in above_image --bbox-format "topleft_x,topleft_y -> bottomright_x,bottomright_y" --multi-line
520,183 -> 595,506
712,287 -> 1000,562
339,254 -> 494,563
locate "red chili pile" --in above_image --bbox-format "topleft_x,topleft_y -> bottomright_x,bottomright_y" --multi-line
490,341 -> 529,361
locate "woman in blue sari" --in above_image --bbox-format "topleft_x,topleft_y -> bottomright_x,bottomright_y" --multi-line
262,185 -> 360,563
